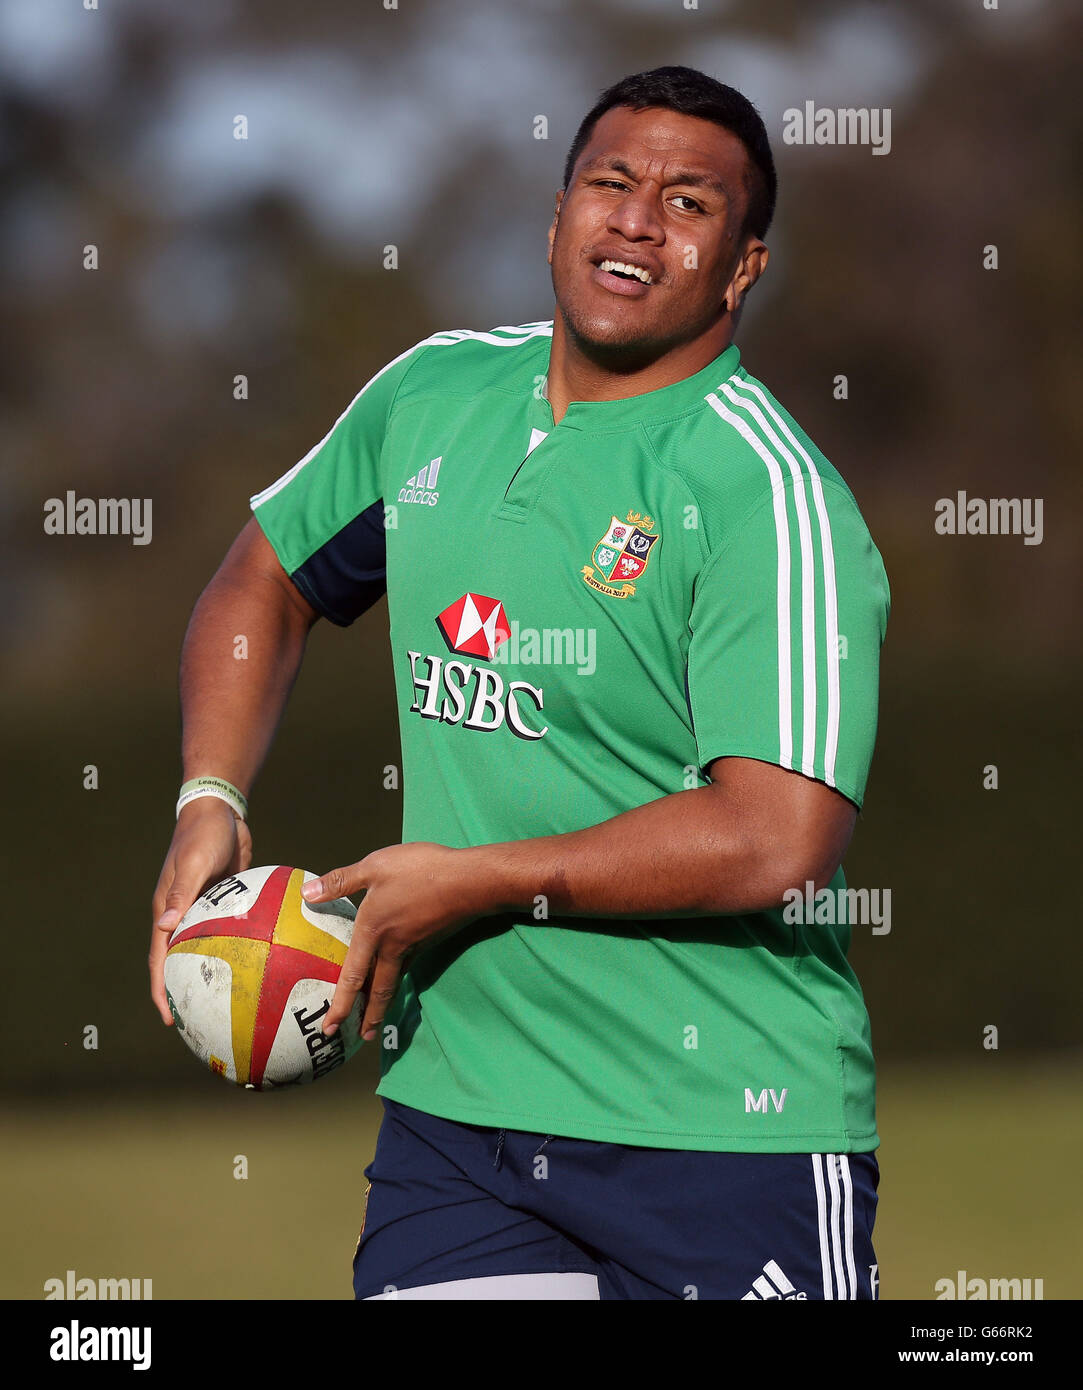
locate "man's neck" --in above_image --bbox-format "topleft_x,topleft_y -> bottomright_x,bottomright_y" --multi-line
545,314 -> 734,424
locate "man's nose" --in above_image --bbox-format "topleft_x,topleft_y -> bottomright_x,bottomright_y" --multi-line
606,185 -> 665,243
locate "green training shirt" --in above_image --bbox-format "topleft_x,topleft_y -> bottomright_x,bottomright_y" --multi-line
251,321 -> 890,1152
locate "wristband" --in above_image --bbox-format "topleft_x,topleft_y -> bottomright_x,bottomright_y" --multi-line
176,777 -> 249,822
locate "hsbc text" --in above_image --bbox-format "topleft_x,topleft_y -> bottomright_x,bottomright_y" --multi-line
407,651 -> 548,741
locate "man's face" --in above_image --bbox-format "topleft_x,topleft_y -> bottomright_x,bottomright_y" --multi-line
547,105 -> 766,365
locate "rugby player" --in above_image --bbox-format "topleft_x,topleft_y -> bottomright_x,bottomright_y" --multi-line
150,66 -> 889,1300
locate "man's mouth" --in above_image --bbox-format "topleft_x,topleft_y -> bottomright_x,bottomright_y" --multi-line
598,259 -> 653,285
591,257 -> 655,298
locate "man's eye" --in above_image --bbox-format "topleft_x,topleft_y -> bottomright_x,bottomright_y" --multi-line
671,195 -> 703,212
594,180 -> 629,191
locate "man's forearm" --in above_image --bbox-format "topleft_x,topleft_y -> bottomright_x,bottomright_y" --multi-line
306,740 -> 854,1035
179,558 -> 313,796
462,767 -> 843,921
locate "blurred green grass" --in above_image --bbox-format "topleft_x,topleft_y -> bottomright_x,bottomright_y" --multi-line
5,1053 -> 1079,1300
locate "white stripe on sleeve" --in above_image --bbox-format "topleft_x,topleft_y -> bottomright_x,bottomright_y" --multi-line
722,380 -> 818,777
705,390 -> 793,771
727,376 -> 842,787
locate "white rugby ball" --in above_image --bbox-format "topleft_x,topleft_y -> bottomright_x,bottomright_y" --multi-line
164,864 -> 364,1089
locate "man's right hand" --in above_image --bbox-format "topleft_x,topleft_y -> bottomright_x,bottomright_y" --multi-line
149,798 -> 253,1025
148,517 -> 318,1026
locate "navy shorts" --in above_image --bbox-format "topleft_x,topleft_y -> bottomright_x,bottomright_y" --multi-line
352,1099 -> 880,1300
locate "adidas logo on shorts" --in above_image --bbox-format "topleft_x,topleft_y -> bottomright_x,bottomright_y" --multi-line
741,1259 -> 808,1300
398,457 -> 442,506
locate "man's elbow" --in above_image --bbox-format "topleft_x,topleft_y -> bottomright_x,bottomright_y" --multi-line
699,762 -> 858,914
768,847 -> 845,904
731,854 -> 842,915
702,824 -> 852,915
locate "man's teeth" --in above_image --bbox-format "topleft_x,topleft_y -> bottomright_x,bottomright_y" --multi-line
599,259 -> 652,285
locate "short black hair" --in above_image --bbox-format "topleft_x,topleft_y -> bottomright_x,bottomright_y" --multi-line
562,65 -> 777,241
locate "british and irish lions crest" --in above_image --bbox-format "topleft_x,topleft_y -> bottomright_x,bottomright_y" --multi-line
581,510 -> 659,598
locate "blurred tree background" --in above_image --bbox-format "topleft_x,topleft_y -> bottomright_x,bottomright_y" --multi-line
1,0 -> 1079,1299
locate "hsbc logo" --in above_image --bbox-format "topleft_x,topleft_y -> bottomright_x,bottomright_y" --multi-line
437,592 -> 510,661
407,592 -> 547,740
407,653 -> 547,740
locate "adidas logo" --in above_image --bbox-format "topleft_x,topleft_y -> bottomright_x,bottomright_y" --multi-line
398,457 -> 442,506
741,1260 -> 808,1300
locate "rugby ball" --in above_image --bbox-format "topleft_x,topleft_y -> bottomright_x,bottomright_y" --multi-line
163,864 -> 364,1089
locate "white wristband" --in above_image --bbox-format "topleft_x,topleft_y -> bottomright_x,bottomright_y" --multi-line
176,777 -> 248,822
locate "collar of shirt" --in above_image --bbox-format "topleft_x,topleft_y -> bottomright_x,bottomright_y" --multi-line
532,342 -> 741,433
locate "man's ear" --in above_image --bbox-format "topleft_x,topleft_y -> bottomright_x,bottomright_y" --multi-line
546,190 -> 564,264
725,240 -> 769,313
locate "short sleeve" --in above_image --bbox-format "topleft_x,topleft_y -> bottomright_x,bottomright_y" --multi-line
249,340 -> 428,625
686,479 -> 889,808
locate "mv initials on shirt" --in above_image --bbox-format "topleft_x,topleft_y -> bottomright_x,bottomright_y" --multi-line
251,321 -> 890,1153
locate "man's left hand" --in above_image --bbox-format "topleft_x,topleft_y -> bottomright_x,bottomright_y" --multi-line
301,842 -> 494,1042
